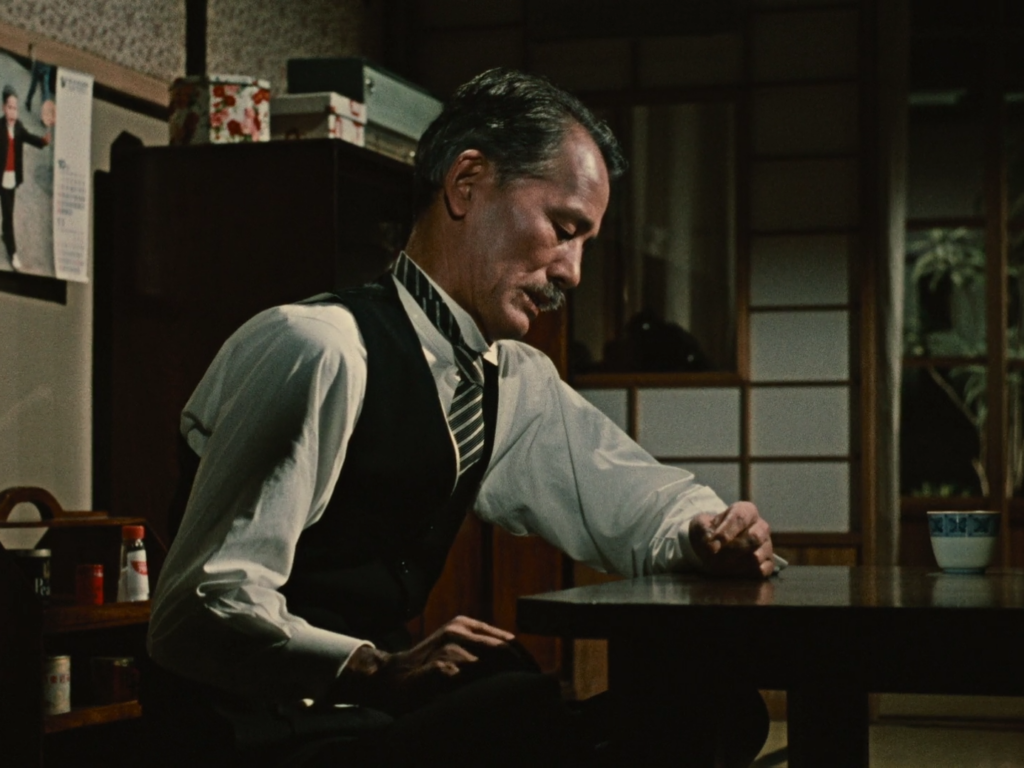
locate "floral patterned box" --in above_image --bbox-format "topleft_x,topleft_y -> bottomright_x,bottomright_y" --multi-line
169,75 -> 271,146
270,92 -> 366,146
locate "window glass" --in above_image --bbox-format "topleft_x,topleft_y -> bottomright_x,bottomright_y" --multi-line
900,366 -> 986,498
904,228 -> 987,358
570,103 -> 736,375
906,102 -> 986,219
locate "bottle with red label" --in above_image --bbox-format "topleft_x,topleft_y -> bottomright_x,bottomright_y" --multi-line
116,525 -> 149,602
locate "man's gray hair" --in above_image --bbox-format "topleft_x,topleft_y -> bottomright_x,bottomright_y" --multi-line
413,68 -> 626,219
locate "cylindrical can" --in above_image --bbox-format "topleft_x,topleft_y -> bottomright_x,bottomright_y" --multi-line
90,656 -> 138,704
117,525 -> 149,602
43,655 -> 71,715
10,548 -> 51,602
75,564 -> 104,605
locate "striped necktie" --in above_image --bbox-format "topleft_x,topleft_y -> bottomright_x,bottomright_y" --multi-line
394,253 -> 486,476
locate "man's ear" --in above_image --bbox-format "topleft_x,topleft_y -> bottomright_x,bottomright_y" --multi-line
443,149 -> 489,220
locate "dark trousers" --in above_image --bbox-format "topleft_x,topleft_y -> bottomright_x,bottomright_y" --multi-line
1,186 -> 15,257
144,664 -> 768,768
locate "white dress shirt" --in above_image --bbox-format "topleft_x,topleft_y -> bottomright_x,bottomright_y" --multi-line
148,262 -> 727,703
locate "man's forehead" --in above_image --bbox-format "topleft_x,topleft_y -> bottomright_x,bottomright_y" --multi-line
550,128 -> 611,204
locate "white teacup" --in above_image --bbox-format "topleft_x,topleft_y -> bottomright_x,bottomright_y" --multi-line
927,510 -> 1000,574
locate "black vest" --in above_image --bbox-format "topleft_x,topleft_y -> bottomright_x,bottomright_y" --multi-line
279,279 -> 498,648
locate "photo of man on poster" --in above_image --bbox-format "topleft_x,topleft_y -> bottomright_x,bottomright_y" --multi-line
1,82 -> 51,271
0,49 -> 58,278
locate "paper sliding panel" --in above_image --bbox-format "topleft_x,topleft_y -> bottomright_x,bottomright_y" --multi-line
577,389 -> 629,434
750,387 -> 849,456
666,462 -> 741,505
751,9 -> 859,82
636,388 -> 740,458
751,159 -> 859,231
750,311 -> 849,382
750,462 -> 850,532
752,84 -> 859,156
750,234 -> 851,307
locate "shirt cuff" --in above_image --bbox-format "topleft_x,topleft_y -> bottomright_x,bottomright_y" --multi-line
678,515 -> 705,570
658,484 -> 727,572
282,624 -> 376,701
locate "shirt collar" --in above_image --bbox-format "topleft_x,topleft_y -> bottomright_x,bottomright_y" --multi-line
394,251 -> 492,357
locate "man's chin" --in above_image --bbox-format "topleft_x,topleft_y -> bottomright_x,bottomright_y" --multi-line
487,310 -> 532,342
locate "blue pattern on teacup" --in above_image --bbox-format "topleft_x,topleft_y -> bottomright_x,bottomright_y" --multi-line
928,512 -> 999,538
970,515 -> 999,536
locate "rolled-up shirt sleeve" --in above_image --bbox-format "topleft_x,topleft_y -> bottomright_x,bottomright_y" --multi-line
147,304 -> 370,703
475,342 -> 727,577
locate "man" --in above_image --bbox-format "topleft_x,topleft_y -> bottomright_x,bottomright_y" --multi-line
0,85 -> 50,271
147,68 -> 774,767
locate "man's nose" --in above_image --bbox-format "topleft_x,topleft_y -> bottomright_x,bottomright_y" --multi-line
549,242 -> 583,290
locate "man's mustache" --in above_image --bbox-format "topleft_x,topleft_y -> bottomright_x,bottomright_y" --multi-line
526,283 -> 565,313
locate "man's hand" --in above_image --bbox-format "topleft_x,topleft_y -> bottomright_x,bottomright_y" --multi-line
688,502 -> 774,578
332,615 -> 516,713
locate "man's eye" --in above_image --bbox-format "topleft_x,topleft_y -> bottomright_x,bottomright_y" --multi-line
553,224 -> 574,241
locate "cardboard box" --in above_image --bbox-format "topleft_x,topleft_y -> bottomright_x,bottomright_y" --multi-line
287,57 -> 441,141
270,92 -> 366,146
169,75 -> 271,146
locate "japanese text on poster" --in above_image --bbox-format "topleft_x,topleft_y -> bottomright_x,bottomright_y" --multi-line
52,68 -> 92,283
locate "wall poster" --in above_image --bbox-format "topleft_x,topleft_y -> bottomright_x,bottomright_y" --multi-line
0,49 -> 93,283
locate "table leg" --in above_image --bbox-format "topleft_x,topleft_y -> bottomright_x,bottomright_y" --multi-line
787,687 -> 869,768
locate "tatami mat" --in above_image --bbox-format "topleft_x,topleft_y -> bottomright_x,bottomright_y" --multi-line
754,722 -> 1024,767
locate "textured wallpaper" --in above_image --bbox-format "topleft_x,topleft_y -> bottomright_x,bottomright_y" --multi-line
207,0 -> 377,95
0,0 -> 185,82
0,0 -> 377,93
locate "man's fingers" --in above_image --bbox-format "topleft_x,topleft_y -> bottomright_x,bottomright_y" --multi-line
710,508 -> 730,529
751,539 -> 774,567
691,503 -> 776,579
719,519 -> 771,554
444,628 -> 512,651
724,538 -> 774,578
439,643 -> 478,665
710,510 -> 746,543
441,616 -> 516,651
448,615 -> 515,642
689,513 -> 722,554
711,502 -> 762,544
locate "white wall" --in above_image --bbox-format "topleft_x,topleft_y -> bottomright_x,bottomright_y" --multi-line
0,0 -> 378,91
0,1 -> 185,83
0,100 -> 165,511
0,2 -> 376,513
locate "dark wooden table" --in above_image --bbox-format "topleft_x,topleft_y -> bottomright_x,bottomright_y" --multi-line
517,566 -> 1024,767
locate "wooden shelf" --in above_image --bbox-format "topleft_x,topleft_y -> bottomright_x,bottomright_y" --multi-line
0,515 -> 146,529
901,497 -> 990,515
571,371 -> 743,388
43,601 -> 150,634
44,701 -> 142,734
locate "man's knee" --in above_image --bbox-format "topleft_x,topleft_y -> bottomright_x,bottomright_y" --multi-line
384,671 -> 570,768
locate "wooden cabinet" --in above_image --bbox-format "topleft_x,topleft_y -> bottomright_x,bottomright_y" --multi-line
95,139 -> 414,543
0,487 -> 161,767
